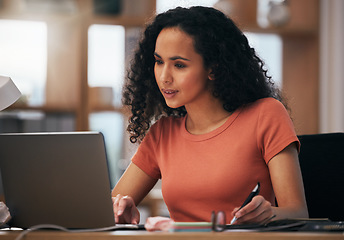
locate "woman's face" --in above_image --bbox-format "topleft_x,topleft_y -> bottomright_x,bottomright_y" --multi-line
154,27 -> 212,109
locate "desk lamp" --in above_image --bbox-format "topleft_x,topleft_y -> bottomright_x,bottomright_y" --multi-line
0,76 -> 21,111
0,76 -> 20,225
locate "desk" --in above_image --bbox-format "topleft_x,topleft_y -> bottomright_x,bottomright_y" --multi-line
0,230 -> 343,240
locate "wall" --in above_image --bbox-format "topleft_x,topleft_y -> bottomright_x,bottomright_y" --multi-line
320,0 -> 344,133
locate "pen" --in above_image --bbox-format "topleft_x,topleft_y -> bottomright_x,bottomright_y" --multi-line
230,182 -> 260,225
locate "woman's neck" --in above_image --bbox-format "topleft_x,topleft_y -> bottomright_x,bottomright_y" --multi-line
185,98 -> 232,135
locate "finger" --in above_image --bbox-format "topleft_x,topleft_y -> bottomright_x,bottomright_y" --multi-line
113,194 -> 123,222
113,194 -> 122,205
235,196 -> 264,219
131,208 -> 140,224
236,210 -> 266,224
118,195 -> 134,215
231,207 -> 240,216
237,207 -> 274,224
236,197 -> 273,224
119,196 -> 140,224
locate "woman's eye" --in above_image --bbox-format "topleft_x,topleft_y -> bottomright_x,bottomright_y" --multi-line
155,59 -> 163,65
175,63 -> 185,69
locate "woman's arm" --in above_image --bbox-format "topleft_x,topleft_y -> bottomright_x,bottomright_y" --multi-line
268,142 -> 309,219
112,162 -> 158,224
232,143 -> 308,224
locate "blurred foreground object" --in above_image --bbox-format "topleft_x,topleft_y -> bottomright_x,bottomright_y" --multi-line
0,202 -> 11,226
0,76 -> 21,111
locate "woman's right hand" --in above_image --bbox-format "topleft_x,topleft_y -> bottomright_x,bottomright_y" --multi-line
112,194 -> 140,224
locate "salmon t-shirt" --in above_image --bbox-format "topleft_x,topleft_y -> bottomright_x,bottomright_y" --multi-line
132,98 -> 300,223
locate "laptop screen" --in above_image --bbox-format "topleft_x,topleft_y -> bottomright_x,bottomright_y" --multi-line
0,132 -> 116,229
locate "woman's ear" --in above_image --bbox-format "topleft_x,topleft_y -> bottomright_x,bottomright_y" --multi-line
208,69 -> 215,81
208,65 -> 217,81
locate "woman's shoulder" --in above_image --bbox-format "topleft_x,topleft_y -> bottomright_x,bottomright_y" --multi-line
238,98 -> 289,123
150,115 -> 185,131
255,97 -> 283,106
143,116 -> 185,143
247,97 -> 286,113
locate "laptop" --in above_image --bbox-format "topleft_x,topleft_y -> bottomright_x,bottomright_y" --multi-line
0,132 -> 116,229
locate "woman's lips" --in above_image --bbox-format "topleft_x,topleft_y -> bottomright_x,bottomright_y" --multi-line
162,89 -> 178,99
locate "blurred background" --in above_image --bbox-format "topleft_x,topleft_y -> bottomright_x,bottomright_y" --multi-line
0,0 -> 343,223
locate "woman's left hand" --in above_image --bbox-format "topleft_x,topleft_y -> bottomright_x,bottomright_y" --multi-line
231,195 -> 275,225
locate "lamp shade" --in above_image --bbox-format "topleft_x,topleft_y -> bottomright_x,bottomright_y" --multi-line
0,76 -> 21,111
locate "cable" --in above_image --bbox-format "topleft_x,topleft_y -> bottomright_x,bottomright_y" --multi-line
14,224 -> 139,240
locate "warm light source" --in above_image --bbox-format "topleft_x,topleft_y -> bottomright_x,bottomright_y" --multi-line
0,76 -> 21,111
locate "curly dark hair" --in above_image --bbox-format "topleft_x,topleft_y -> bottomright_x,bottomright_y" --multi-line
123,6 -> 284,143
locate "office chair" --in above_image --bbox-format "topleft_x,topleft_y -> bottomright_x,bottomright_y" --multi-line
298,132 -> 344,221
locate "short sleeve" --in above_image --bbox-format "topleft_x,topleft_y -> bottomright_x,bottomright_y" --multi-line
131,120 -> 162,179
257,99 -> 300,163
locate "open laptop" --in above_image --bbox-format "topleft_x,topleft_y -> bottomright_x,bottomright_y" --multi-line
0,132 -> 117,229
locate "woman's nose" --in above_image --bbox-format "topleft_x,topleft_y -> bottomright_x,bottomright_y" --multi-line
160,66 -> 172,84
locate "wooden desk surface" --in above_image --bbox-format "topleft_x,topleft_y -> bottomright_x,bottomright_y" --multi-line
0,230 -> 343,240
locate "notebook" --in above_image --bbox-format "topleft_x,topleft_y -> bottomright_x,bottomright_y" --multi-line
0,132 -> 116,229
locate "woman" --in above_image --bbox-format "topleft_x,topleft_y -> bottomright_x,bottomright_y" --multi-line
112,6 -> 308,225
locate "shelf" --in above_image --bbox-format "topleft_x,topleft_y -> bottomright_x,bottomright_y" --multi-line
89,105 -> 125,114
7,104 -> 76,113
